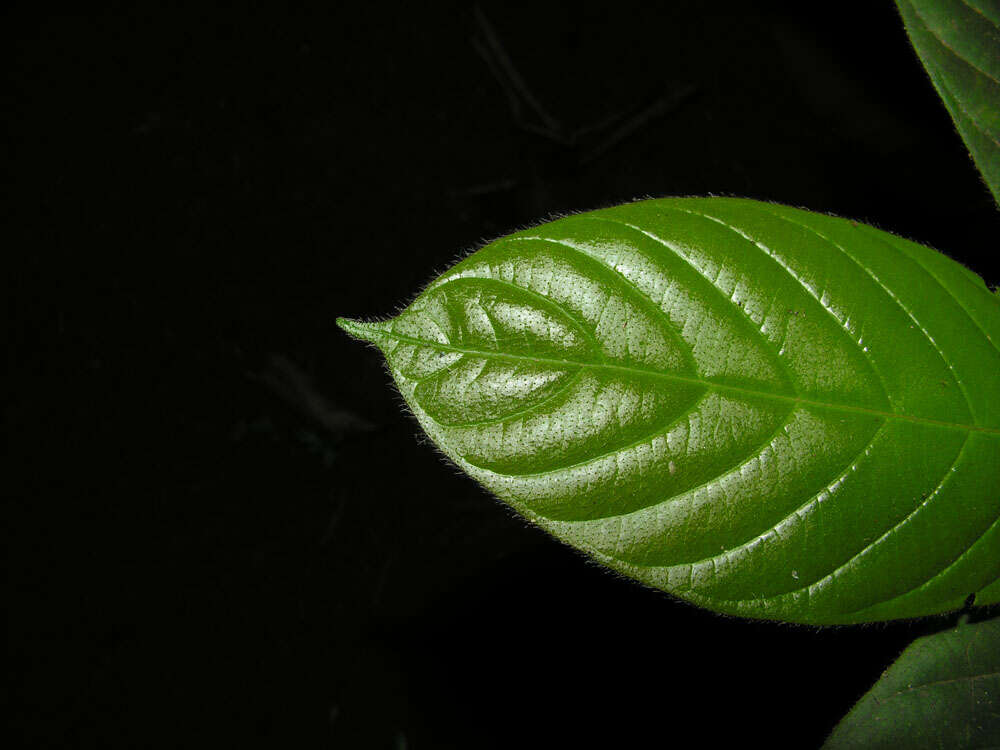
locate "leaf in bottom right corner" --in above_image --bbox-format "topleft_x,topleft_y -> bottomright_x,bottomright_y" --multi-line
824,615 -> 1000,749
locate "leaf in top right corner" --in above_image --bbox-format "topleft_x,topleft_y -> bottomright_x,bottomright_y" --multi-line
824,616 -> 1000,749
895,0 -> 1000,206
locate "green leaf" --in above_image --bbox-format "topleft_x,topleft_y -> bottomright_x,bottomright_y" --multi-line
895,0 -> 1000,206
823,616 -> 1000,748
339,197 -> 1000,624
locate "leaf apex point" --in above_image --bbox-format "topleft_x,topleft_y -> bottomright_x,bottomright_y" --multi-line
336,317 -> 386,342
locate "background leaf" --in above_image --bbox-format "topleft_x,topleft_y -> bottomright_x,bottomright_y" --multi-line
341,197 -> 1000,625
896,0 -> 1000,206
823,615 -> 1000,748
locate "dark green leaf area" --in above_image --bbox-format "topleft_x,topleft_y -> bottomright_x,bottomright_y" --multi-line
340,198 -> 1000,624
824,616 -> 1000,749
896,0 -> 1000,205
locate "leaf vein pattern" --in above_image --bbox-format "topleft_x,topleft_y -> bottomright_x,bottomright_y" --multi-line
432,369 -> 585,428
858,224 -> 1000,358
885,671 -> 1000,702
550,403 -> 796,524
901,0 -> 1000,152
840,513 -> 1000,617
576,214 -> 795,386
459,359 -> 489,401
433,272 -> 608,362
504,235 -> 693,371
461,390 -> 709,479
417,314 -> 451,347
629,419 -> 887,571
677,432 -> 974,606
796,431 -> 973,598
759,204 -> 977,423
670,206 -> 895,408
905,0 -> 1000,85
958,0 -> 1000,28
380,324 -> 1000,435
477,297 -> 501,348
929,55 -> 1000,147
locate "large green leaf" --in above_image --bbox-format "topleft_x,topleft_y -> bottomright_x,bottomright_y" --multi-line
896,0 -> 1000,206
824,616 -> 1000,748
339,197 -> 1000,624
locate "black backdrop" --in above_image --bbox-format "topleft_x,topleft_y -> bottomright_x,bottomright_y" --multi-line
10,2 -> 1000,748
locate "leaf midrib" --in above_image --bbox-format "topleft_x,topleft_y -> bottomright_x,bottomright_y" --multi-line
376,327 -> 1000,435
879,669 -> 1000,703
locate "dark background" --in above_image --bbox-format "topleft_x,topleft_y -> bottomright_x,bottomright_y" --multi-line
9,2 -> 1000,748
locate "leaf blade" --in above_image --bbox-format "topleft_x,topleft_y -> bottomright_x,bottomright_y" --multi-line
823,616 -> 1000,749
896,0 -> 1000,206
340,197 -> 1000,624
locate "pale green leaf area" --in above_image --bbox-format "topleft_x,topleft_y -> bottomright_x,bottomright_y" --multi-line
339,197 -> 1000,625
824,615 -> 1000,748
896,0 -> 1000,206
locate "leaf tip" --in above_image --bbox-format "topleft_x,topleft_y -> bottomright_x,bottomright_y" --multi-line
336,317 -> 388,343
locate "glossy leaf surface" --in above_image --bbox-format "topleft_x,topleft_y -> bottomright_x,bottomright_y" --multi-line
896,0 -> 1000,206
340,198 -> 1000,624
824,616 -> 1000,748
